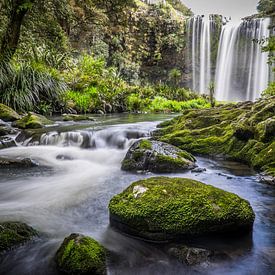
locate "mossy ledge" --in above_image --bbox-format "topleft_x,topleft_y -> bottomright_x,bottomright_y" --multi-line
0,221 -> 38,253
109,177 -> 255,242
55,233 -> 107,275
155,97 -> 275,181
0,104 -> 21,122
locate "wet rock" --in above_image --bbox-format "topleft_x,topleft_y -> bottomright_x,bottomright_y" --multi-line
0,157 -> 38,168
109,177 -> 255,241
12,112 -> 54,129
0,125 -> 18,137
0,137 -> 16,149
62,114 -> 95,122
121,139 -> 196,173
258,173 -> 275,185
55,233 -> 107,275
191,167 -> 206,173
168,245 -> 229,266
0,221 -> 37,253
0,104 -> 21,122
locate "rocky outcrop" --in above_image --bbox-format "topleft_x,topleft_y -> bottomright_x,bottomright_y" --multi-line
155,97 -> 275,181
0,137 -> 16,150
55,233 -> 107,275
0,104 -> 21,122
121,139 -> 196,173
0,222 -> 37,253
12,113 -> 54,129
109,177 -> 255,241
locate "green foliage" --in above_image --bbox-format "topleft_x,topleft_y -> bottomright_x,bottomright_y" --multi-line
257,0 -> 275,15
0,61 -> 66,112
262,82 -> 275,97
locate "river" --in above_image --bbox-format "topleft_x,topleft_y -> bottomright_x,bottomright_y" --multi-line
0,114 -> 274,274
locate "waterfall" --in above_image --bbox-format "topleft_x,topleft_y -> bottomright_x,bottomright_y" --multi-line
215,18 -> 270,101
186,15 -> 217,94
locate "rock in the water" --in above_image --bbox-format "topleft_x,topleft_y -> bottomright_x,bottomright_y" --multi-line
109,177 -> 255,241
121,139 -> 196,173
0,137 -> 16,149
168,245 -> 229,266
0,221 -> 37,253
12,112 -> 54,129
0,157 -> 38,168
55,233 -> 107,275
191,167 -> 207,173
0,104 -> 21,122
62,114 -> 95,121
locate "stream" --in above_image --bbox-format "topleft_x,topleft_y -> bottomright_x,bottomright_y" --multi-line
0,114 -> 274,275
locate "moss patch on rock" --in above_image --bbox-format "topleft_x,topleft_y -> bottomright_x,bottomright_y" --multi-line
0,221 -> 37,253
55,233 -> 107,275
13,112 -> 54,129
0,104 -> 21,122
62,114 -> 95,122
121,139 -> 196,173
109,177 -> 255,241
155,97 -> 275,179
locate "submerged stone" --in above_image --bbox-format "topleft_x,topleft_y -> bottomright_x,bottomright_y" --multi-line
55,233 -> 107,275
62,114 -> 95,122
0,104 -> 21,122
109,177 -> 255,241
121,139 -> 196,173
13,112 -> 54,129
0,221 -> 37,253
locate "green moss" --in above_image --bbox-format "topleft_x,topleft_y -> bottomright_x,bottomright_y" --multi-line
13,113 -> 54,129
139,139 -> 152,150
109,177 -> 255,240
55,234 -> 106,275
156,98 -> 275,176
0,104 -> 21,122
0,222 -> 37,253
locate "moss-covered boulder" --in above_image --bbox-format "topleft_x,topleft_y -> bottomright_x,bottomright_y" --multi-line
12,112 -> 54,129
155,97 -> 275,181
121,139 -> 196,173
109,177 -> 255,241
0,221 -> 37,253
0,104 -> 21,122
0,157 -> 38,168
55,233 -> 107,275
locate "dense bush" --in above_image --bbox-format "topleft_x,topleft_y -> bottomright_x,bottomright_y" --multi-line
262,82 -> 275,97
0,61 -> 66,113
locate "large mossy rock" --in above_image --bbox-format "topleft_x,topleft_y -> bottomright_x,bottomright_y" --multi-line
109,177 -> 255,241
0,104 -> 21,122
62,114 -> 95,122
155,97 -> 275,180
13,112 -> 54,129
121,139 -> 196,173
0,222 -> 37,253
55,233 -> 107,275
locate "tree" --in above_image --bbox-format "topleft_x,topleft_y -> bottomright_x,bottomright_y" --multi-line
0,0 -> 35,61
208,81 -> 215,107
257,0 -> 275,15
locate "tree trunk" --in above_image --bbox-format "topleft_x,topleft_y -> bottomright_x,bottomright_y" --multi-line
0,0 -> 34,62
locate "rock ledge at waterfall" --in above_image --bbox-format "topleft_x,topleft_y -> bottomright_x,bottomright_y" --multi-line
109,177 -> 255,241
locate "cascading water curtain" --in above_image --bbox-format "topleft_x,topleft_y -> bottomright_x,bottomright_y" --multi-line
215,18 -> 270,101
186,15 -> 216,94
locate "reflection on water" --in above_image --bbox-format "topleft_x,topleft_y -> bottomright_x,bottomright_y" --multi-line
0,114 -> 274,274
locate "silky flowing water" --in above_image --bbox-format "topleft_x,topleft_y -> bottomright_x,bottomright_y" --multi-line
0,114 -> 274,274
